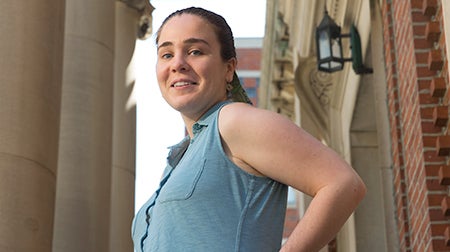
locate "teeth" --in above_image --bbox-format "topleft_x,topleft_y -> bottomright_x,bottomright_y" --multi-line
173,82 -> 193,87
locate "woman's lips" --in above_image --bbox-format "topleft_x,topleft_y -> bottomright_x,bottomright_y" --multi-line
171,81 -> 197,87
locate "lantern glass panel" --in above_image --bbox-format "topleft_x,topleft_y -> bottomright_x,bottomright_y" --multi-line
320,60 -> 342,70
331,38 -> 341,58
318,30 -> 330,60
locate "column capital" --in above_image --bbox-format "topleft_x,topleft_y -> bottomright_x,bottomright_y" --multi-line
117,0 -> 155,39
117,0 -> 153,12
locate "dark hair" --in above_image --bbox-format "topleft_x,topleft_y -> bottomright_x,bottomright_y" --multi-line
155,7 -> 236,61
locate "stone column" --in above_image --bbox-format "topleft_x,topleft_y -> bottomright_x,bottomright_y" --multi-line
0,1 -> 65,251
52,0 -> 115,251
110,2 -> 153,251
109,1 -> 145,251
368,1 -> 399,251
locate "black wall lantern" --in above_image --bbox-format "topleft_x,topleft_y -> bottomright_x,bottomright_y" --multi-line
315,11 -> 373,74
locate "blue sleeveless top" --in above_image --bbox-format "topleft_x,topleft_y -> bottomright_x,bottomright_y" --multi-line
132,101 -> 288,252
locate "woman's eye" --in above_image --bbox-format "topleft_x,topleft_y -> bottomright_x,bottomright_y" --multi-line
189,50 -> 202,56
160,53 -> 172,59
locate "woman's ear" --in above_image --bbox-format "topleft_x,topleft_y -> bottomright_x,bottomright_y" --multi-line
225,58 -> 237,83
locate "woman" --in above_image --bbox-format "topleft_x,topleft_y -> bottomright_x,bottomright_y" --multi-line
132,7 -> 366,252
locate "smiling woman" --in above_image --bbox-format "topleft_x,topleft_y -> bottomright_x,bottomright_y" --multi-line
154,13 -> 235,123
132,7 -> 289,252
133,6 -> 366,252
134,1 -> 267,211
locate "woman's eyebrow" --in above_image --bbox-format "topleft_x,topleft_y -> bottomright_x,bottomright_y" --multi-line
184,38 -> 210,46
157,37 -> 210,51
157,41 -> 172,51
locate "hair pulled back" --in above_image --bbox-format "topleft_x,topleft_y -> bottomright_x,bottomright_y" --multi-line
155,7 -> 236,61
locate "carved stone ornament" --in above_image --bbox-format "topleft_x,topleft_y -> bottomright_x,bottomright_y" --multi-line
309,68 -> 333,105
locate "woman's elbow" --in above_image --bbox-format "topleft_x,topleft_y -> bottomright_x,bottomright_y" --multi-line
350,173 -> 367,204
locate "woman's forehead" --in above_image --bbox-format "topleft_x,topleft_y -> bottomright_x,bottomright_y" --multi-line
161,14 -> 213,33
158,14 -> 218,45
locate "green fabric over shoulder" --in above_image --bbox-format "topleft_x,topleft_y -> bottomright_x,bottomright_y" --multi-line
228,72 -> 253,105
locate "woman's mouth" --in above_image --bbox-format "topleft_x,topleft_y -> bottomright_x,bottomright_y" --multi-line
172,81 -> 197,87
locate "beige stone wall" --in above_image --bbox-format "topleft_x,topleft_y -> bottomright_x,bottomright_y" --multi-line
0,1 -> 150,251
443,1 -> 450,76
0,1 -> 65,251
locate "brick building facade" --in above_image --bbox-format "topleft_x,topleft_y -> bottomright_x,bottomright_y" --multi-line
261,0 -> 450,251
235,38 -> 263,106
383,1 -> 450,251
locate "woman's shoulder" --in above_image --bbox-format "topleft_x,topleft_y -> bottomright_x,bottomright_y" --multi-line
219,102 -> 293,131
220,101 -> 254,117
219,102 -> 259,132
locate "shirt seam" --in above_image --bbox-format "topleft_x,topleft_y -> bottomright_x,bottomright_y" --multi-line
234,178 -> 255,251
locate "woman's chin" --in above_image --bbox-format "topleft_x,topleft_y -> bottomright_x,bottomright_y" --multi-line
166,99 -> 195,112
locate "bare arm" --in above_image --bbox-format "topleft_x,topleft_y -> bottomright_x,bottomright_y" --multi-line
219,103 -> 366,252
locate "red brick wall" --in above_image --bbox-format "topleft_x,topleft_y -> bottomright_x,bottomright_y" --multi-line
236,48 -> 261,70
382,0 -> 450,251
236,47 -> 262,106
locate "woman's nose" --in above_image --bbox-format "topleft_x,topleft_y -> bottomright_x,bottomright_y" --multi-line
170,55 -> 189,72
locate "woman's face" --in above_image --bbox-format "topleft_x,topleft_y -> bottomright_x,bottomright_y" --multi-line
156,14 -> 236,119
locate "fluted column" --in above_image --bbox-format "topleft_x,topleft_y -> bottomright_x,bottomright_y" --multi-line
110,2 -> 153,251
52,0 -> 115,251
0,1 -> 65,251
109,1 -> 144,251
